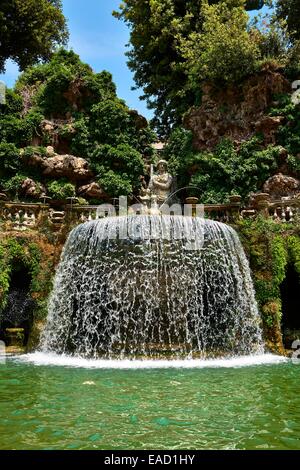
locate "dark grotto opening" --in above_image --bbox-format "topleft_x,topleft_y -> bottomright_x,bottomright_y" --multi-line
0,263 -> 35,347
280,264 -> 300,348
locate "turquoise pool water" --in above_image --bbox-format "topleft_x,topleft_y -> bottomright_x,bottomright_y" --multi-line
0,354 -> 300,450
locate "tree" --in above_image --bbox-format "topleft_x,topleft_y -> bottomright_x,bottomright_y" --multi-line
114,0 -> 265,136
0,0 -> 68,73
180,1 -> 260,86
276,0 -> 300,41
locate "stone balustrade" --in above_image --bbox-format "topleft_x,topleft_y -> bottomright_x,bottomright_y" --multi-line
203,204 -> 237,223
248,193 -> 300,222
1,196 -> 300,232
0,202 -> 49,231
269,199 -> 300,222
65,205 -> 107,224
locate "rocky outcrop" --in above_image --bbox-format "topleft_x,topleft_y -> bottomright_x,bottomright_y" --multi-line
22,151 -> 93,182
63,78 -> 86,111
263,173 -> 300,200
41,119 -> 76,154
78,182 -> 106,199
254,116 -> 285,145
184,66 -> 291,150
20,178 -> 46,199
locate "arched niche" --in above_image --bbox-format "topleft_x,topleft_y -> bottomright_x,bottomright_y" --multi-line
0,261 -> 35,346
280,264 -> 300,348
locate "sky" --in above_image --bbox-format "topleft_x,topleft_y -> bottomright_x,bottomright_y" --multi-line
0,1 -> 271,120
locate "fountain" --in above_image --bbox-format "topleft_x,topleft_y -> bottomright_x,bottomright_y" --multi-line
40,215 -> 263,359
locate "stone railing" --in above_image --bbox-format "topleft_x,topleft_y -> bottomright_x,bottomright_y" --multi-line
1,195 -> 300,233
268,199 -> 299,222
244,193 -> 300,222
65,205 -> 106,224
203,204 -> 240,223
0,202 -> 49,231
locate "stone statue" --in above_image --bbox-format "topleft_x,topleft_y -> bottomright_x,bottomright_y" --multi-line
148,160 -> 173,206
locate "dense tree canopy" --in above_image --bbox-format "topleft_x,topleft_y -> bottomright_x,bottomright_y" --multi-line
0,0 -> 68,73
276,0 -> 300,41
114,0 -> 300,136
114,0 -> 266,136
180,1 -> 260,86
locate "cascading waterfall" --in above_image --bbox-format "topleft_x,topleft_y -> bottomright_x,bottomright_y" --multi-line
40,215 -> 263,359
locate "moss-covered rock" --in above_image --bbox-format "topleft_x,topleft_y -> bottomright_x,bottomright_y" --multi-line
237,217 -> 300,354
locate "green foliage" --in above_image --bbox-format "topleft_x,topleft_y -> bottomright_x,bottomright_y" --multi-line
246,1 -> 265,9
0,143 -> 21,176
0,0 -> 68,73
2,174 -> 27,196
85,100 -> 154,153
237,221 -> 300,346
262,300 -> 282,329
89,100 -> 131,145
271,236 -> 288,289
269,95 -> 300,155
162,127 -> 194,177
114,0 -> 202,135
0,245 -> 10,310
0,237 -> 55,327
92,144 -> 145,197
287,236 -> 300,277
254,20 -> 290,64
0,50 -> 153,200
0,86 -> 44,148
180,1 -> 260,86
0,239 -> 42,311
68,118 -> 90,156
115,1 -> 267,134
0,89 -> 23,115
236,218 -> 290,343
285,40 -> 300,78
47,180 -> 75,200
0,113 -> 43,147
163,131 -> 281,203
0,143 -> 46,198
276,0 -> 300,42
22,146 -> 47,160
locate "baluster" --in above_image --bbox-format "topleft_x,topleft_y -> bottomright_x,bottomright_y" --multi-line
14,212 -> 20,231
290,207 -> 294,222
31,213 -> 36,226
23,211 -> 30,228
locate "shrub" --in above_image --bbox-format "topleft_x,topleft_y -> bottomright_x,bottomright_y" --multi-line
163,132 -> 281,203
47,180 -> 75,200
91,143 -> 145,197
181,1 -> 260,86
0,142 -> 21,176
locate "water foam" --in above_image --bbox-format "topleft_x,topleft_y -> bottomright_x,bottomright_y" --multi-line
16,353 -> 287,369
